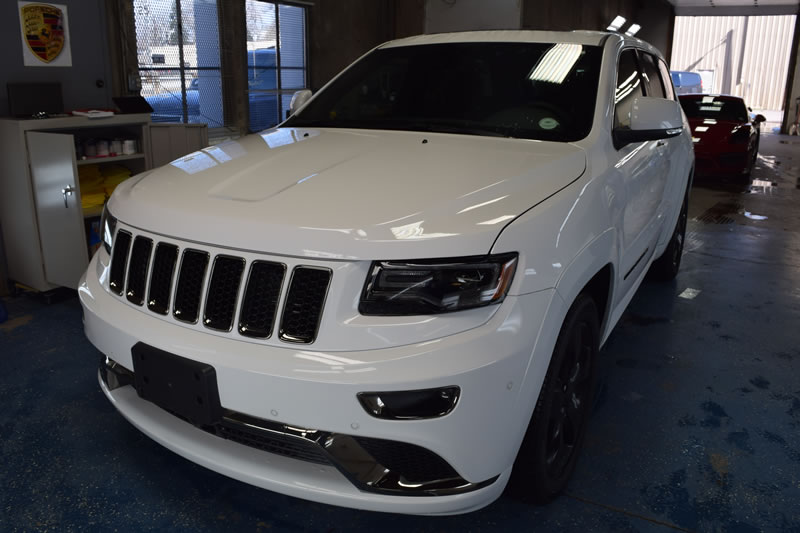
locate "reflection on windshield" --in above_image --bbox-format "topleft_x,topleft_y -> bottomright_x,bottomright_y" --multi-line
528,43 -> 583,84
285,42 -> 602,142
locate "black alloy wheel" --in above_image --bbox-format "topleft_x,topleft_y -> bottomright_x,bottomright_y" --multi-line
650,191 -> 689,281
508,293 -> 599,503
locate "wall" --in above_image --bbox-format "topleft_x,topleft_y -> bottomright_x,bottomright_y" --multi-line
784,21 -> 800,132
523,0 -> 635,31
308,0 -> 395,91
522,0 -> 675,60
308,0 -> 675,90
0,0 -> 114,115
425,0 -> 521,33
636,0 -> 675,60
672,15 -> 797,111
0,0 -> 113,295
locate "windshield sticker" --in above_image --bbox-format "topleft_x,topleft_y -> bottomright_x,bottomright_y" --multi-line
539,117 -> 559,130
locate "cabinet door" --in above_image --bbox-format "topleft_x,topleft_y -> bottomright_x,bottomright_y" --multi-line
26,131 -> 88,289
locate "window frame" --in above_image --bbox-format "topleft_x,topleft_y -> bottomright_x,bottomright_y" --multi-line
133,0 -> 225,126
657,58 -> 677,101
612,47 -> 677,151
638,52 -> 667,100
613,48 -> 647,133
246,1 -> 310,132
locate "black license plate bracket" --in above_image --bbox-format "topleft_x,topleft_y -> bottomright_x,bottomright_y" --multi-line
132,342 -> 222,426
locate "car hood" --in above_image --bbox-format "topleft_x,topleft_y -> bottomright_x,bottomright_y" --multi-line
687,117 -> 750,146
110,127 -> 586,260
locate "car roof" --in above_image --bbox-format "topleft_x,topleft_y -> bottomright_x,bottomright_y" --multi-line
379,30 -> 664,60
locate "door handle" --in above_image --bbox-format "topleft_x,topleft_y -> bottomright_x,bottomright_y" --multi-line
61,185 -> 75,208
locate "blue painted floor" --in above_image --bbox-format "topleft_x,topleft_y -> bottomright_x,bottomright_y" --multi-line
1,133 -> 799,532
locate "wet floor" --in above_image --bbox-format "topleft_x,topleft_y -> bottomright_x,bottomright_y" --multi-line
1,134 -> 799,532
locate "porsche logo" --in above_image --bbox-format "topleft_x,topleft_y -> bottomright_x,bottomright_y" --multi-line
21,3 -> 65,63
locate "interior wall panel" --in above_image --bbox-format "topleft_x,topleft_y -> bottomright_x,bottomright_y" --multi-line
671,15 -> 796,110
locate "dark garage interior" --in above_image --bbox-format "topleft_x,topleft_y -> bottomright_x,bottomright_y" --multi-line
1,0 -> 800,531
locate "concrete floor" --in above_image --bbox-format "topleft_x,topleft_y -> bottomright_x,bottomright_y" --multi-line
1,133 -> 799,532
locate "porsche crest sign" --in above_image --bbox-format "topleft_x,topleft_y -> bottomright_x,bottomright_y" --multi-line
18,2 -> 72,67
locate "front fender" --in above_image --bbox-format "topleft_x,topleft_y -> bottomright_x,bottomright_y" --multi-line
553,228 -> 617,341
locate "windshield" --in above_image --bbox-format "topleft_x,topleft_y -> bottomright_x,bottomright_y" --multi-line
286,42 -> 602,142
680,96 -> 749,122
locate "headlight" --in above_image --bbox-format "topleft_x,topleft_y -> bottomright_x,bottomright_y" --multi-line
359,253 -> 518,316
100,206 -> 117,254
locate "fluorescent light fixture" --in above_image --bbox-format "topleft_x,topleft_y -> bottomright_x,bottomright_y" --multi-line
625,23 -> 641,36
529,43 -> 583,84
695,126 -> 709,132
607,16 -> 626,31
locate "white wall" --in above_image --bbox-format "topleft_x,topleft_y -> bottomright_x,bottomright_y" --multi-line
425,0 -> 522,34
671,15 -> 796,111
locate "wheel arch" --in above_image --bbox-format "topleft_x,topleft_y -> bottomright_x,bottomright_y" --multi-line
553,228 -> 618,343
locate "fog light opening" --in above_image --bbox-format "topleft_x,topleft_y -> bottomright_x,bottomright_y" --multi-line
357,386 -> 460,420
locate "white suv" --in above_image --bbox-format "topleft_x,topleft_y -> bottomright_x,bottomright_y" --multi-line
80,30 -> 693,515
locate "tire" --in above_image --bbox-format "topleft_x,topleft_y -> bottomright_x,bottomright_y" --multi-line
508,294 -> 599,503
650,191 -> 688,281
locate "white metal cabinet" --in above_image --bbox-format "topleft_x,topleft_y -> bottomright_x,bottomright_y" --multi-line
0,115 -> 212,292
27,132 -> 88,289
0,114 -> 152,292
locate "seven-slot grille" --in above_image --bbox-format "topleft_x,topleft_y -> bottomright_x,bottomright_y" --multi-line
108,232 -> 331,344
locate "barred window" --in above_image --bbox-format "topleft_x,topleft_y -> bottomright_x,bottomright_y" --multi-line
245,1 -> 308,132
134,0 -> 226,129
132,1 -> 307,134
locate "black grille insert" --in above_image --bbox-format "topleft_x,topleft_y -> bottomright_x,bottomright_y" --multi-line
203,256 -> 246,331
216,423 -> 331,465
354,437 -> 459,483
147,243 -> 179,315
126,237 -> 153,306
238,261 -> 286,338
279,267 -> 331,344
173,250 -> 210,323
109,230 -> 132,296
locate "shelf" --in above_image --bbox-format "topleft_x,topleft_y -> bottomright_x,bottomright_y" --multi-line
83,205 -> 104,219
77,153 -> 145,166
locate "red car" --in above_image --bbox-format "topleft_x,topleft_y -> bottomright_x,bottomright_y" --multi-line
679,94 -> 765,181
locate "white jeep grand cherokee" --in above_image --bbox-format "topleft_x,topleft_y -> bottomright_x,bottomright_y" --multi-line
80,30 -> 693,515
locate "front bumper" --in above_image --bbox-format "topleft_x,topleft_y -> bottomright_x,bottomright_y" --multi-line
81,252 -> 557,514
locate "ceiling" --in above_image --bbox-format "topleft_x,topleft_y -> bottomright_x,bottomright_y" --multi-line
666,0 -> 800,16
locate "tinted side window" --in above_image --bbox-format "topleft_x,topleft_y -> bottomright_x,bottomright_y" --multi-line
639,52 -> 666,99
658,60 -> 677,101
614,50 -> 644,130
